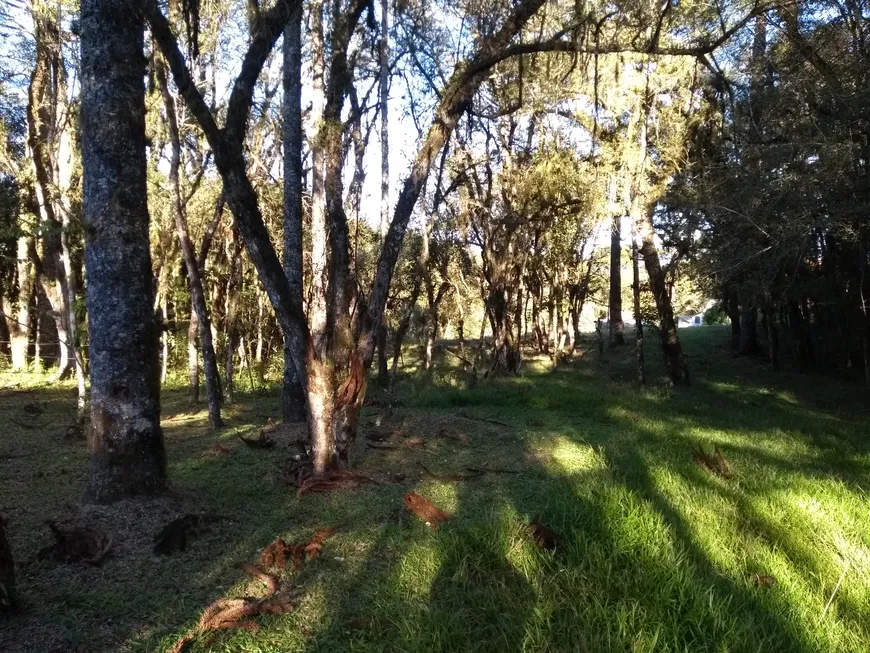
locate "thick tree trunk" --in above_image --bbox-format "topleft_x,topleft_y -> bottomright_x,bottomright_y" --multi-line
487,283 -> 520,375
376,324 -> 390,387
609,214 -> 625,346
739,304 -> 759,356
282,3 -> 307,422
81,0 -> 166,503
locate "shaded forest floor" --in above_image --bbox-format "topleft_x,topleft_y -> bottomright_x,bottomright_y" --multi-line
2,327 -> 869,652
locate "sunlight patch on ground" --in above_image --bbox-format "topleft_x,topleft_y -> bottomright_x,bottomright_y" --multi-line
538,435 -> 607,474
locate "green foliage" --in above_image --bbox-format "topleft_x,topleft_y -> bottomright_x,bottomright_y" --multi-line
703,304 -> 729,325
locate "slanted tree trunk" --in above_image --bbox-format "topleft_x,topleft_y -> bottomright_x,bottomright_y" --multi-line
149,0 -> 549,472
81,0 -> 166,503
156,59 -> 222,429
637,213 -> 689,385
223,227 -> 243,404
609,214 -> 625,347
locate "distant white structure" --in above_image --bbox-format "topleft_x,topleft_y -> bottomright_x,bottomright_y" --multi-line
677,314 -> 704,328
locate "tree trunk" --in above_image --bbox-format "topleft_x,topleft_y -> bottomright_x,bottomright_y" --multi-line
764,306 -> 780,370
0,516 -> 14,614
282,2 -> 307,422
376,324 -> 390,387
379,0 -> 390,238
609,214 -> 625,347
156,59 -> 222,429
636,206 -> 689,385
223,228 -> 243,404
26,2 -> 77,381
632,232 -> 645,384
8,236 -> 33,371
81,0 -> 166,503
739,303 -> 759,356
160,285 -> 169,384
187,303 -> 200,404
726,287 -> 740,349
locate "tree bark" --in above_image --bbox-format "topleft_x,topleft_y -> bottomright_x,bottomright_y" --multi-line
81,0 -> 166,503
609,214 -> 625,346
632,231 -> 645,384
8,236 -> 34,370
224,227 -> 243,404
282,2 -> 307,422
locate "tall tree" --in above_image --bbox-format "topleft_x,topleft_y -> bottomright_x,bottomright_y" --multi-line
282,1 -> 307,422
81,0 -> 165,502
608,214 -> 625,346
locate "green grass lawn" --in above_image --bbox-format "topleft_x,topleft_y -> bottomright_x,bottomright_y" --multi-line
2,326 -> 869,652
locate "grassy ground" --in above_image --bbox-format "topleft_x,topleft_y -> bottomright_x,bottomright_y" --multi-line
1,326 -> 869,652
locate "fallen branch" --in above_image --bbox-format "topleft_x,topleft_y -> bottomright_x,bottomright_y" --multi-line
238,432 -> 275,449
9,417 -> 53,431
465,466 -> 520,475
169,563 -> 295,653
366,442 -> 401,451
294,470 -> 381,497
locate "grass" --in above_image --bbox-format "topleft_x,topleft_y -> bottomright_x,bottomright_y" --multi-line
1,326 -> 869,652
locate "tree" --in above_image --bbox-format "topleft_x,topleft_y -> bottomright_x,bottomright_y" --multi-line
81,0 -> 165,502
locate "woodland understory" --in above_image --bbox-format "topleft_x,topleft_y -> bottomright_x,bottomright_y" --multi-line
1,0 -> 870,648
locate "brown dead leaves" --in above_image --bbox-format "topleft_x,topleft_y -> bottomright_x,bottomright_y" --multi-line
200,443 -> 232,458
169,563 -> 295,653
692,442 -> 734,479
258,526 -> 340,570
528,515 -> 561,552
752,573 -> 776,588
404,493 -> 452,529
38,522 -> 112,565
